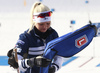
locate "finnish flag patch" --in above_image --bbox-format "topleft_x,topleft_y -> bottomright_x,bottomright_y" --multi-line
17,48 -> 22,53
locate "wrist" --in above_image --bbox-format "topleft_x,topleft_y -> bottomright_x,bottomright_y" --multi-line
25,59 -> 30,68
52,63 -> 59,71
48,65 -> 56,73
52,65 -> 57,72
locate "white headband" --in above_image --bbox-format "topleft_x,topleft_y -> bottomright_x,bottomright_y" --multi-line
33,11 -> 51,23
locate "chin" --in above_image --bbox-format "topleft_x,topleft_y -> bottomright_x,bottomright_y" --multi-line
41,30 -> 47,33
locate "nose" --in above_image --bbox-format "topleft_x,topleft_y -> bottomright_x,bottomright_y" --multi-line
43,23 -> 48,29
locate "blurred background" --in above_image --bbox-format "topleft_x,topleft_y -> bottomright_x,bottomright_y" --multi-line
0,0 -> 100,73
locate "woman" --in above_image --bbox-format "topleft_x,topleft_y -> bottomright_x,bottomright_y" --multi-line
12,2 -> 63,73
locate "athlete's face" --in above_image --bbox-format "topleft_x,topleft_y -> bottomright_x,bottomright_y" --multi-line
35,21 -> 51,32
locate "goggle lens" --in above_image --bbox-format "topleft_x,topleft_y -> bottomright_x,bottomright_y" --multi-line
34,11 -> 52,18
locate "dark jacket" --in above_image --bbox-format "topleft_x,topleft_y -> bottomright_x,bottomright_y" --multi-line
16,27 -> 59,73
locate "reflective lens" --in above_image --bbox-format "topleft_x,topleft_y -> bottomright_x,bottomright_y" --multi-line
34,11 -> 52,18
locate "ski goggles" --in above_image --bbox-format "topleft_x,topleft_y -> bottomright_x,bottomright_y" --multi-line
33,11 -> 52,18
33,11 -> 52,23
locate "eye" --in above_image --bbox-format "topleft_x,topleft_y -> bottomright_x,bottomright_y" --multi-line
46,23 -> 50,25
39,23 -> 44,26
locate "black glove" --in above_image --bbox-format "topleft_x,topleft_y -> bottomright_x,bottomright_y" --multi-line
48,66 -> 56,73
8,55 -> 19,69
7,49 -> 19,69
27,56 -> 51,67
7,49 -> 13,57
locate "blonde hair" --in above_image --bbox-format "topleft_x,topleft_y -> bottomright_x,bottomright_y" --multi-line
28,2 -> 50,33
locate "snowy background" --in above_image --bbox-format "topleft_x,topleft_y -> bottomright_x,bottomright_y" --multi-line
0,0 -> 100,73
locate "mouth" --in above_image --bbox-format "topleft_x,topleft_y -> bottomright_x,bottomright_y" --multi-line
41,29 -> 47,32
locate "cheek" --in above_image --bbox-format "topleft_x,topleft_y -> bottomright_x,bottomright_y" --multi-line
36,25 -> 43,31
48,24 -> 50,27
47,24 -> 51,29
39,26 -> 43,30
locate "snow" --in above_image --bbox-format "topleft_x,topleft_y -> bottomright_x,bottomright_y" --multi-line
0,0 -> 100,73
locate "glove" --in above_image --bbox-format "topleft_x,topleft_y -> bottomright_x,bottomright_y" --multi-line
7,49 -> 13,57
27,56 -> 51,67
7,49 -> 19,69
8,55 -> 19,69
48,66 -> 56,73
7,49 -> 18,69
